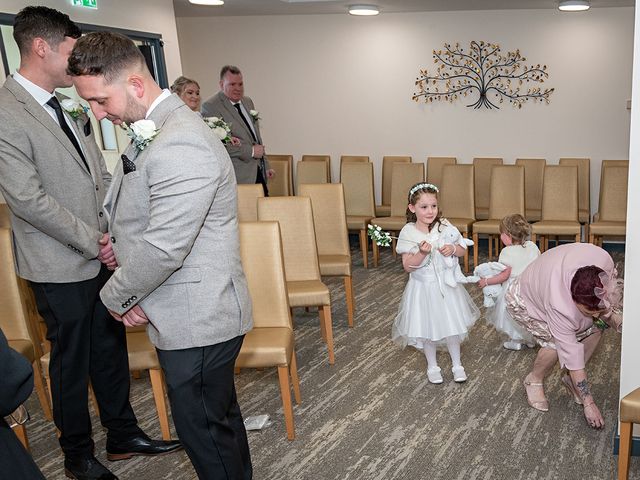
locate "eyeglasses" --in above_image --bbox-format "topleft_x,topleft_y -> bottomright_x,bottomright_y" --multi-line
4,405 -> 30,428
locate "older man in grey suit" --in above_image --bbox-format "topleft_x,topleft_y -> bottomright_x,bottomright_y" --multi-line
69,32 -> 254,480
201,65 -> 272,195
0,7 -> 180,480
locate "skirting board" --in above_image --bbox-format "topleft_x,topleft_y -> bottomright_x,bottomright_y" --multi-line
612,433 -> 640,456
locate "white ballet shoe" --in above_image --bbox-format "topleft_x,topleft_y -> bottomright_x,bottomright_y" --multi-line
452,365 -> 467,383
427,366 -> 443,384
503,340 -> 524,351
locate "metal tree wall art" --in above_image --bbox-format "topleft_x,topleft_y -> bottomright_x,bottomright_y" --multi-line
412,41 -> 555,109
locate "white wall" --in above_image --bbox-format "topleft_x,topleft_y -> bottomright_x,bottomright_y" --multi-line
0,0 -> 182,83
177,8 -> 633,207
618,1 -> 640,435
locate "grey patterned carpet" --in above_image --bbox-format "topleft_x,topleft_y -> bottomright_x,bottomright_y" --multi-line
24,243 -> 637,480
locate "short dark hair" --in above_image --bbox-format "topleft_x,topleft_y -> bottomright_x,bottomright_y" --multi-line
67,31 -> 147,83
571,265 -> 605,311
220,65 -> 241,80
13,6 -> 81,55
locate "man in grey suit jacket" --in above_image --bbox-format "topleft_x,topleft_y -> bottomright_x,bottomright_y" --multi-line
0,8 -> 179,480
201,65 -> 272,195
70,32 -> 254,480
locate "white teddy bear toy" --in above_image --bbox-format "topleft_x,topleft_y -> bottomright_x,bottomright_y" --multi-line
434,229 -> 476,288
471,262 -> 508,307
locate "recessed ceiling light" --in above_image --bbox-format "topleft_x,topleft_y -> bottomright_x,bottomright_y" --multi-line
189,0 -> 224,5
348,4 -> 379,16
558,0 -> 590,11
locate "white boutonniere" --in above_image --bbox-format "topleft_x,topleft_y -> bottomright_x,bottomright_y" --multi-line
249,109 -> 260,123
60,98 -> 89,119
122,119 -> 160,151
203,116 -> 232,144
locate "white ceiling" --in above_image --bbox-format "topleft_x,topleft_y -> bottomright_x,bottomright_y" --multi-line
173,0 -> 634,17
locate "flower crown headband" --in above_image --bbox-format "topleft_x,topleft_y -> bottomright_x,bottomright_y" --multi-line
409,183 -> 439,197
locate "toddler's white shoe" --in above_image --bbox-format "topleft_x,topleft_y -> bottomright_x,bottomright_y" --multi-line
503,340 -> 524,351
427,366 -> 443,384
452,366 -> 467,383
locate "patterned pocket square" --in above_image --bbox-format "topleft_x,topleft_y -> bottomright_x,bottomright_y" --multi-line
122,154 -> 136,175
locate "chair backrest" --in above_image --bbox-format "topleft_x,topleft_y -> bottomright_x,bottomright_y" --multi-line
390,163 -> 425,217
237,184 -> 264,222
0,203 -> 10,229
269,154 -> 294,194
439,164 -> 475,219
298,183 -> 350,258
341,162 -> 376,217
473,157 -> 504,220
239,222 -> 292,329
296,161 -> 328,192
488,165 -> 525,220
515,158 -> 546,222
599,160 -> 629,210
559,158 -> 590,223
257,196 -> 321,282
541,165 -> 578,221
301,155 -> 331,182
381,156 -> 412,207
599,165 -> 629,222
426,157 -> 457,188
267,159 -> 291,196
0,229 -> 31,342
340,156 -> 370,181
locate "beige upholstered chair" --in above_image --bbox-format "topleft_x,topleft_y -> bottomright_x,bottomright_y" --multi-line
473,157 -> 503,220
267,159 -> 292,196
257,197 -> 335,364
0,229 -> 52,422
515,158 -> 545,222
589,165 -> 628,246
296,161 -> 329,192
531,165 -> 580,252
299,184 -> 355,327
439,164 -> 475,272
237,184 -> 265,222
559,158 -> 590,224
301,155 -> 331,182
426,157 -> 456,189
269,155 -> 294,195
237,222 -> 301,440
341,162 -> 376,269
339,155 -> 369,181
595,160 -> 629,221
472,165 -> 525,266
376,156 -> 412,217
618,387 -> 640,480
0,203 -> 10,229
370,163 -> 425,267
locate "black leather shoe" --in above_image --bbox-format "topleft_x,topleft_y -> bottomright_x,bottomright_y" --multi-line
106,434 -> 182,461
64,456 -> 118,480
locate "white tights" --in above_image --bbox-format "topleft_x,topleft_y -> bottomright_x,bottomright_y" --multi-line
422,336 -> 462,369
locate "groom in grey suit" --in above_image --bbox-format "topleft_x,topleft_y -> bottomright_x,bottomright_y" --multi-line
69,31 -> 254,480
201,65 -> 272,195
0,7 -> 179,480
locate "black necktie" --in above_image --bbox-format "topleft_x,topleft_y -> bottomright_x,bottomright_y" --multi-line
46,96 -> 89,171
233,103 -> 257,143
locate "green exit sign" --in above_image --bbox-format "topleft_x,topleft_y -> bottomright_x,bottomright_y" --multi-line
71,0 -> 97,8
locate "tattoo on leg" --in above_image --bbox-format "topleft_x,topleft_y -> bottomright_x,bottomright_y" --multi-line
576,379 -> 591,399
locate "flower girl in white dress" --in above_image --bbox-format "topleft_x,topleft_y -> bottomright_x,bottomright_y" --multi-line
392,183 -> 479,384
476,214 -> 540,350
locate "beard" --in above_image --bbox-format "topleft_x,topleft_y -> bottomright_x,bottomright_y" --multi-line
123,91 -> 148,124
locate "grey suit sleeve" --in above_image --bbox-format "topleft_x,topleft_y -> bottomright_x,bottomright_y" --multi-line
100,134 -> 218,314
0,129 -> 102,259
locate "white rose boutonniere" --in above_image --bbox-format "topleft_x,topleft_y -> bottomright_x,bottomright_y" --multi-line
122,119 -> 160,151
60,98 -> 89,120
249,109 -> 260,123
203,116 -> 232,144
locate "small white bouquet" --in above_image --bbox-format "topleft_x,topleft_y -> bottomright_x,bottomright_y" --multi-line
122,119 -> 160,151
367,224 -> 393,247
60,99 -> 89,119
203,116 -> 232,144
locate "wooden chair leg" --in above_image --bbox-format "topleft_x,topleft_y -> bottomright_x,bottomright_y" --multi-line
472,233 -> 478,270
531,233 -> 537,251
13,424 -> 29,451
32,360 -> 52,421
277,365 -> 295,441
234,366 -> 241,374
149,368 -> 171,441
391,237 -> 397,259
359,229 -> 368,269
319,307 -> 327,342
575,234 -> 581,244
544,236 -> 549,251
132,370 -> 142,379
319,305 -> 335,365
344,276 -> 355,328
372,241 -> 379,268
290,350 -> 301,405
618,421 -> 632,480
488,234 -> 493,260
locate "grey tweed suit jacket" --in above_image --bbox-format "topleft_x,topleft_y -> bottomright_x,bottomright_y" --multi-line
201,91 -> 270,185
100,94 -> 253,350
0,76 -> 110,283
